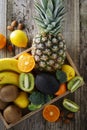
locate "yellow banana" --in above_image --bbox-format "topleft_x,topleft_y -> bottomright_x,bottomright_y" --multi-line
0,58 -> 21,73
0,71 -> 19,86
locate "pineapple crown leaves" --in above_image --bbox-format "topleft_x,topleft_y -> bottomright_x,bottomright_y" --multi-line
34,0 -> 65,35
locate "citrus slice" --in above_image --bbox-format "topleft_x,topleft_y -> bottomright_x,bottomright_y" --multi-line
0,33 -> 6,49
43,105 -> 60,122
18,53 -> 35,72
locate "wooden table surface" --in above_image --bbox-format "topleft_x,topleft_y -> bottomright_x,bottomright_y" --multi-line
0,0 -> 87,130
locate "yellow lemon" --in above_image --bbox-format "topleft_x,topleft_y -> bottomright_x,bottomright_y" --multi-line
10,30 -> 28,47
14,91 -> 29,108
62,64 -> 75,81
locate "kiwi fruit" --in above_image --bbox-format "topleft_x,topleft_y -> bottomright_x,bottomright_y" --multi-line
0,85 -> 19,102
3,105 -> 22,123
35,73 -> 60,94
19,73 -> 35,92
67,76 -> 84,93
0,100 -> 8,110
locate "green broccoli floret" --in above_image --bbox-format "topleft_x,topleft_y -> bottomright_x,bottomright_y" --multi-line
56,70 -> 67,83
29,91 -> 45,105
29,91 -> 53,106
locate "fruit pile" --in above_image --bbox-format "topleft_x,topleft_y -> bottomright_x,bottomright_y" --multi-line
0,52 -> 84,124
0,0 -> 84,126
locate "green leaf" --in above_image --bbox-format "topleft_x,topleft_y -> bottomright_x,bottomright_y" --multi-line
52,0 -> 60,9
39,0 -> 48,10
54,4 -> 65,18
46,8 -> 53,21
34,2 -> 46,18
56,70 -> 67,83
50,24 -> 61,35
47,0 -> 54,12
34,17 -> 47,28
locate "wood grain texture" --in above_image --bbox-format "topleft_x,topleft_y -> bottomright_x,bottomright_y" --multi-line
0,0 -> 87,130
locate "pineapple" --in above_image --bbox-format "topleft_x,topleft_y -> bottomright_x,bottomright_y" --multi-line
31,0 -> 66,72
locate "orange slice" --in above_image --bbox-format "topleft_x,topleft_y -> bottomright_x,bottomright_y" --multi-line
43,105 -> 60,122
18,53 -> 35,72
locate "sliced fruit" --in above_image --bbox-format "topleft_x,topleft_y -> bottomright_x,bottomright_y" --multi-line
28,103 -> 42,111
0,33 -> 6,49
67,76 -> 84,93
14,91 -> 29,109
43,105 -> 60,122
63,99 -> 80,112
19,73 -> 35,92
18,53 -> 35,72
62,65 -> 75,81
10,30 -> 28,47
35,73 -> 60,94
0,58 -> 21,73
55,83 -> 67,96
0,71 -> 19,86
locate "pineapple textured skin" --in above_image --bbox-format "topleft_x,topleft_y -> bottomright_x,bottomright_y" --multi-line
31,0 -> 66,71
32,33 -> 66,71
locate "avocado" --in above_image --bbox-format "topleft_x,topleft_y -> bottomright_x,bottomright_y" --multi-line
35,73 -> 60,94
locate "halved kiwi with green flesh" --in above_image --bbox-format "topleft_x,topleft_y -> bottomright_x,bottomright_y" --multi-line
19,73 -> 34,92
67,76 -> 84,93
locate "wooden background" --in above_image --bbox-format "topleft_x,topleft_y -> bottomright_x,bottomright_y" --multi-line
0,0 -> 87,130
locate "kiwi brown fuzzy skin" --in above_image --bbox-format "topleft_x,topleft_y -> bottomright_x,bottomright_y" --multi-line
3,105 -> 22,123
0,100 -> 8,110
0,85 -> 19,102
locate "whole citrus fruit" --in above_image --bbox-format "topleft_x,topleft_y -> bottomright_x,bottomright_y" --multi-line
10,30 -> 28,47
0,33 -> 6,49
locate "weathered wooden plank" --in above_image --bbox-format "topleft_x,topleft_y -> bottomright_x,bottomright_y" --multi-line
0,0 -> 7,130
80,1 -> 87,130
0,0 -> 7,58
0,0 -> 86,130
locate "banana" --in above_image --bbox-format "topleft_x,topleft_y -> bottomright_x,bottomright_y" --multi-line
0,58 -> 21,73
0,71 -> 19,86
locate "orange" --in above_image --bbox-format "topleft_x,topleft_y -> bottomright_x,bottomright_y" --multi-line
0,33 -> 6,49
43,105 -> 60,122
18,53 -> 35,72
55,83 -> 67,96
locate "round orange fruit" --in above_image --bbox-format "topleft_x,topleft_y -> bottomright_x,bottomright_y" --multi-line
18,53 -> 35,72
0,33 -> 6,49
43,105 -> 60,122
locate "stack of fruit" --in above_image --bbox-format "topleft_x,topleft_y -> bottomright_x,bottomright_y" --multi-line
0,52 -> 84,124
0,0 -> 84,125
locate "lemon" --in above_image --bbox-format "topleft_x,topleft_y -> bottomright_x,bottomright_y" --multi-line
10,30 -> 28,47
62,64 -> 75,81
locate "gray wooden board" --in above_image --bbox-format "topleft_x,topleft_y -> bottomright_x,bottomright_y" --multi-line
0,0 -> 87,130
